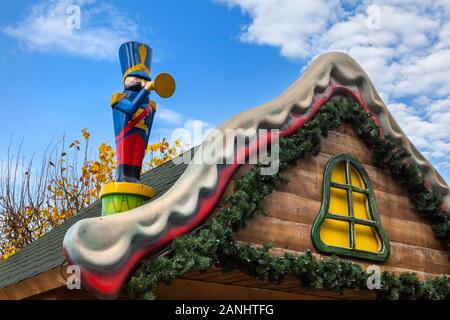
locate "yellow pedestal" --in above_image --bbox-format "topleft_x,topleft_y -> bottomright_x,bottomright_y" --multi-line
100,182 -> 156,216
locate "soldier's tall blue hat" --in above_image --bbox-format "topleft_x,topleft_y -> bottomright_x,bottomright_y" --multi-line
119,41 -> 153,81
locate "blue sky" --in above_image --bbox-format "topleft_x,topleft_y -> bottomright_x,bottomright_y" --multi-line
1,0 -> 450,182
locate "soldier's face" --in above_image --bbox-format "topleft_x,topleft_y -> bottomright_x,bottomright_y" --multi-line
124,76 -> 148,90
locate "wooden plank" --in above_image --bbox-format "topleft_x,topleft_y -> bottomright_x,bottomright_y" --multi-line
235,215 -> 312,252
280,152 -> 409,201
155,278 -> 344,300
185,269 -> 343,298
261,191 -> 444,250
235,215 -> 450,275
0,267 -> 67,300
322,125 -> 409,196
379,215 -> 444,251
321,128 -> 375,166
27,286 -> 98,300
187,269 -> 254,284
373,190 -> 429,224
276,165 -> 430,225
182,268 -> 376,300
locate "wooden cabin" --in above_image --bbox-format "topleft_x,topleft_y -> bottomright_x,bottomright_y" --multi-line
1,52 -> 449,300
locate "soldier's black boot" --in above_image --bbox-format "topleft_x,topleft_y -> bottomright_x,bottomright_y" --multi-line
116,164 -> 140,183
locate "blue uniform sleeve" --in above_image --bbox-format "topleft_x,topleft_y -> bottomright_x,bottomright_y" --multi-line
113,88 -> 149,114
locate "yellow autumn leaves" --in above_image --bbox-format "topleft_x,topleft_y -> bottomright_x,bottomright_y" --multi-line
0,129 -> 184,260
144,138 -> 182,169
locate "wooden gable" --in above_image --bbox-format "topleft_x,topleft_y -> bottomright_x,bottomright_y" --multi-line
234,124 -> 450,279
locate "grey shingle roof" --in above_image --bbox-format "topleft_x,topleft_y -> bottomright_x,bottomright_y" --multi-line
0,150 -> 191,288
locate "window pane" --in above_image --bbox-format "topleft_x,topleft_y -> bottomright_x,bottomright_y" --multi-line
312,154 -> 390,262
353,191 -> 370,220
355,225 -> 381,253
320,218 -> 350,249
329,187 -> 349,216
331,162 -> 346,184
350,164 -> 366,189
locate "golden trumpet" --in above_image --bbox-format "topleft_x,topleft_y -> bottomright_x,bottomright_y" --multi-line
148,73 -> 176,98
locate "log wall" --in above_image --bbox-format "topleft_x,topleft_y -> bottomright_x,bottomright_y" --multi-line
231,124 -> 450,278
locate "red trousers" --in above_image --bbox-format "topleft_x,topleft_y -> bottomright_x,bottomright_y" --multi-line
115,131 -> 146,167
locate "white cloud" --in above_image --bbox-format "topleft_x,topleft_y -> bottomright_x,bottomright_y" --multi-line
153,106 -> 214,147
218,0 -> 450,177
167,119 -> 215,148
429,98 -> 450,114
394,50 -> 450,97
220,0 -> 342,58
157,107 -> 183,125
3,0 -> 142,60
155,107 -> 214,146
389,103 -> 448,148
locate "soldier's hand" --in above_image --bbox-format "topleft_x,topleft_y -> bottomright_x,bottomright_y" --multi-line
144,81 -> 152,91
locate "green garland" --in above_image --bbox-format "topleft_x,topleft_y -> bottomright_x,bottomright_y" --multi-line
126,96 -> 450,300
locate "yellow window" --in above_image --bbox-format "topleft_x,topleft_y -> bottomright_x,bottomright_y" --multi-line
311,154 -> 390,262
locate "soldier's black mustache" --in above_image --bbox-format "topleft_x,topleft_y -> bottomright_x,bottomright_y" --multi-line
125,83 -> 143,92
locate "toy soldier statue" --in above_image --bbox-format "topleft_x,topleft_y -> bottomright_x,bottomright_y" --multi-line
101,41 -> 175,215
112,41 -> 174,182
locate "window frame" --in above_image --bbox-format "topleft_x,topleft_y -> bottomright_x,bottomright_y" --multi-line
311,153 -> 390,262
